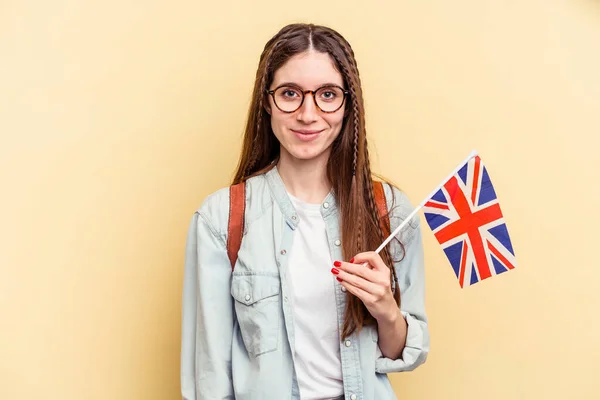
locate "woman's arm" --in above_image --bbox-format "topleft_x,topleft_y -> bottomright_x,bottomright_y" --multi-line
332,188 -> 429,372
181,211 -> 235,399
377,225 -> 429,372
333,226 -> 429,371
375,302 -> 408,360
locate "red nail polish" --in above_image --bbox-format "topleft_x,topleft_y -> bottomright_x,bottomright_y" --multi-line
333,261 -> 342,267
336,277 -> 343,282
331,268 -> 339,275
349,257 -> 355,263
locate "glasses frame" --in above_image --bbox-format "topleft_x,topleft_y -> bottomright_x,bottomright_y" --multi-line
266,84 -> 349,114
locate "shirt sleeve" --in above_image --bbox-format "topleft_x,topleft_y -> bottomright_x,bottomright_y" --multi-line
375,189 -> 430,374
181,211 -> 235,399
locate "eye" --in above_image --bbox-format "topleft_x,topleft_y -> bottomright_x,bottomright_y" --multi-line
281,88 -> 300,98
318,87 -> 342,102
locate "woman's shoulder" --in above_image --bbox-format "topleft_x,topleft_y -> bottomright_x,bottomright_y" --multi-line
192,186 -> 231,235
193,174 -> 272,234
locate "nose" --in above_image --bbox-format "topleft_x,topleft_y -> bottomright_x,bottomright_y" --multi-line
296,92 -> 319,123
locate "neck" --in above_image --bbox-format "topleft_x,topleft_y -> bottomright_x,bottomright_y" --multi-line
276,149 -> 331,204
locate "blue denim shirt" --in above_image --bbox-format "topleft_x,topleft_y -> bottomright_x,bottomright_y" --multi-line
181,167 -> 429,400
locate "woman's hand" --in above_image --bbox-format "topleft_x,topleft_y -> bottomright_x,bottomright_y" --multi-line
332,252 -> 408,360
332,251 -> 398,323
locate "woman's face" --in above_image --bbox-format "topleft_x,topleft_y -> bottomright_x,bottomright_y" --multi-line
267,50 -> 346,164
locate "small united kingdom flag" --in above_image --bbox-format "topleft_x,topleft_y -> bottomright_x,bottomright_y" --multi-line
422,153 -> 517,287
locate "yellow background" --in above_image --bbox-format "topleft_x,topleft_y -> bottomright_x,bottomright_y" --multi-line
1,1 -> 599,399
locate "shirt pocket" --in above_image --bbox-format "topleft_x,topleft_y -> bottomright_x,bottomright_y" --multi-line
231,272 -> 281,357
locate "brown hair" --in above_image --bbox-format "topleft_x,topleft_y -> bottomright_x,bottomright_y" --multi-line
232,23 -> 401,339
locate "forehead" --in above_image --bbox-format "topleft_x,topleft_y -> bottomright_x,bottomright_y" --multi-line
272,50 -> 344,88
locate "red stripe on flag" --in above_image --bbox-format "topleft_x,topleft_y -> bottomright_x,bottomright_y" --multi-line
459,240 -> 469,288
444,174 -> 460,201
487,240 -> 516,270
424,201 -> 449,210
434,202 -> 503,245
469,225 -> 490,280
471,156 -> 481,205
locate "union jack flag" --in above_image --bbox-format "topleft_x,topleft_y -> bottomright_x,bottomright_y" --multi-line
422,154 -> 517,287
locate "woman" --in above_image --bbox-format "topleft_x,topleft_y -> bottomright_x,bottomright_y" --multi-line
181,23 -> 429,400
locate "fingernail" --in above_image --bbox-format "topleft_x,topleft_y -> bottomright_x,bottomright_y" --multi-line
331,268 -> 339,275
336,277 -> 343,282
349,257 -> 355,263
333,261 -> 342,267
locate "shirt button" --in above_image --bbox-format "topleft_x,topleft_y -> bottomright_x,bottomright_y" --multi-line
244,294 -> 251,302
345,340 -> 352,347
341,286 -> 347,292
334,239 -> 341,246
350,395 -> 357,400
291,215 -> 297,220
323,202 -> 329,209
281,250 -> 286,255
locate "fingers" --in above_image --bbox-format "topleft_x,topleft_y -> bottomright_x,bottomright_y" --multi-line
334,260 -> 376,282
332,262 -> 379,294
350,251 -> 388,272
338,278 -> 375,304
332,260 -> 389,298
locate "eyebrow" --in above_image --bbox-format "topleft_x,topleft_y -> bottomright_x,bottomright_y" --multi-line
274,81 -> 343,89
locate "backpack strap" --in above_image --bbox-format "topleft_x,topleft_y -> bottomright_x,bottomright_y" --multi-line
373,180 -> 398,293
373,180 -> 391,237
226,180 -> 390,271
227,182 -> 246,270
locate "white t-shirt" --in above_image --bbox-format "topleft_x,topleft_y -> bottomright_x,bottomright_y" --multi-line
287,193 -> 344,400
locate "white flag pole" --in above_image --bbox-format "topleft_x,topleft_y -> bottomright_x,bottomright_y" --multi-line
374,150 -> 479,254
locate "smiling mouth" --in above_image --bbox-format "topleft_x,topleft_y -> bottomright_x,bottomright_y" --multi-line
291,129 -> 324,142
291,129 -> 325,135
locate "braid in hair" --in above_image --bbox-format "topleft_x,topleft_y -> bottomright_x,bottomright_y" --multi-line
363,145 -> 400,300
351,103 -> 359,177
332,38 -> 366,255
326,31 -> 361,177
315,28 -> 361,176
324,28 -> 400,302
327,48 -> 365,255
244,28 -> 301,178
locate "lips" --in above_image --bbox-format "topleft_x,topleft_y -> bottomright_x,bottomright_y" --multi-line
291,129 -> 324,142
292,129 -> 324,135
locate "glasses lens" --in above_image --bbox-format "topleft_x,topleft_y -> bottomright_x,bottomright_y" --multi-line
315,86 -> 345,112
273,86 -> 303,112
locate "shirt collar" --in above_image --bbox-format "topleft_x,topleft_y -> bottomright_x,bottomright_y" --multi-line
265,166 -> 339,226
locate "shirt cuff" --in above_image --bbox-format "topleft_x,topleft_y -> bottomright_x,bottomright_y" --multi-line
374,311 -> 429,373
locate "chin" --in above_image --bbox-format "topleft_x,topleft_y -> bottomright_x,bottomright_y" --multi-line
277,131 -> 336,162
290,150 -> 321,160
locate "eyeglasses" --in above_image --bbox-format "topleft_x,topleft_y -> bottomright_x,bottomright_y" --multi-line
266,84 -> 349,113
